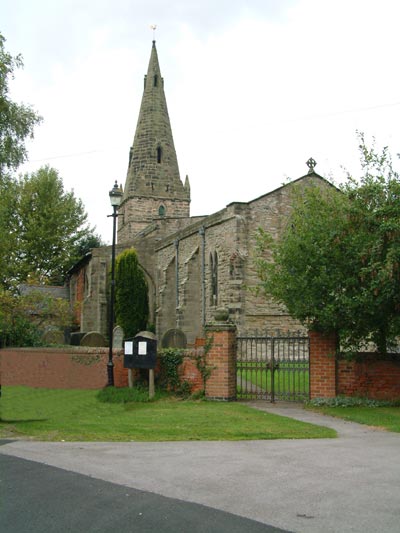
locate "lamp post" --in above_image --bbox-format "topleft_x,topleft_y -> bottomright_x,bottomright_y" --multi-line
107,180 -> 123,386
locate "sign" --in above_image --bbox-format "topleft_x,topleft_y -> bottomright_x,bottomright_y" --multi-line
138,342 -> 147,355
125,341 -> 133,355
124,335 -> 157,369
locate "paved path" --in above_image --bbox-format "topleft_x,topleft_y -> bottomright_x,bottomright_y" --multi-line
1,403 -> 400,533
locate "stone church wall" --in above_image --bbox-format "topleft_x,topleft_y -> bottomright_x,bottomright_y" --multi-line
70,245 -> 127,337
68,174 -> 330,344
118,196 -> 190,241
241,175 -> 325,334
155,203 -> 250,344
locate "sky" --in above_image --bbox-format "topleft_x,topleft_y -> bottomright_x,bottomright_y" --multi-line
2,0 -> 400,243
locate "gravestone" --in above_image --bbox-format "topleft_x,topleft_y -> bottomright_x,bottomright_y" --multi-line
80,331 -> 107,347
113,326 -> 124,349
42,329 -> 65,345
161,328 -> 187,349
70,332 -> 87,346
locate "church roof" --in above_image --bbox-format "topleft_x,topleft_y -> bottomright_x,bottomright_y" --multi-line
122,41 -> 190,205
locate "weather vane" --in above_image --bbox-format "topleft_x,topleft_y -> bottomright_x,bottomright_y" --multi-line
150,24 -> 157,40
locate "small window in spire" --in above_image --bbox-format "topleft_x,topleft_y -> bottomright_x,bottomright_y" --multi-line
154,74 -> 158,87
157,146 -> 162,164
159,205 -> 166,217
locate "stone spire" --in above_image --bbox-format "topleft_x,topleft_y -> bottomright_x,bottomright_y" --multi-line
118,41 -> 190,241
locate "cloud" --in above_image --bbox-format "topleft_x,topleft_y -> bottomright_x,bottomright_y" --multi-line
3,0 -> 400,241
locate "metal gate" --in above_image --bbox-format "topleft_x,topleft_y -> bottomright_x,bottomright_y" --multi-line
237,333 -> 309,402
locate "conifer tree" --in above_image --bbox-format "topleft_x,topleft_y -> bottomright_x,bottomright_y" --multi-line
114,248 -> 149,338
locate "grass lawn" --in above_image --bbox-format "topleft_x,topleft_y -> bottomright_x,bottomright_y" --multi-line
237,362 -> 309,400
0,386 -> 336,442
307,406 -> 400,433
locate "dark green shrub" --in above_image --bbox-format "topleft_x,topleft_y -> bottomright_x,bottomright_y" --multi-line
115,248 -> 149,338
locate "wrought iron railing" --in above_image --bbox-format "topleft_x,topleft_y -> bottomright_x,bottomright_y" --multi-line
237,332 -> 309,402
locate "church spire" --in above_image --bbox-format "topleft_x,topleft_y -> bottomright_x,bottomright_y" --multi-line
118,41 -> 190,241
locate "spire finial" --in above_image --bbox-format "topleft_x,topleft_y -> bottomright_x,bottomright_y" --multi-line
150,24 -> 157,42
306,157 -> 317,174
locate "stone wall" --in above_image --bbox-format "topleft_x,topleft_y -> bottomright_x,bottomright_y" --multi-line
241,177 -> 320,334
153,177 -> 320,343
69,247 -> 114,336
118,197 -> 191,241
155,205 -> 249,343
69,174 -> 330,346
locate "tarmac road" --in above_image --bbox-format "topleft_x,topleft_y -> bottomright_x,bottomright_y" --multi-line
0,452 -> 287,533
1,403 -> 399,533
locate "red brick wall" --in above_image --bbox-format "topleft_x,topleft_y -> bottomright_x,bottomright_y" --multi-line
338,357 -> 400,400
0,342 -> 227,397
309,331 -> 400,400
204,325 -> 237,401
0,348 -> 128,389
309,331 -> 337,399
180,356 -> 203,392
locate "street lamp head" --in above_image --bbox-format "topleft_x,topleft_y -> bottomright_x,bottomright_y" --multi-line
109,180 -> 123,208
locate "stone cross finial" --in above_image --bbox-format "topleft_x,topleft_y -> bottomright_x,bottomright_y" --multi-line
306,157 -> 317,174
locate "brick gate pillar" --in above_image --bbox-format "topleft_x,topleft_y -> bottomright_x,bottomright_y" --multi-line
204,320 -> 237,401
309,330 -> 338,399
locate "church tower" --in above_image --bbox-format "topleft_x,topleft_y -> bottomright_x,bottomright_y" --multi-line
118,41 -> 191,241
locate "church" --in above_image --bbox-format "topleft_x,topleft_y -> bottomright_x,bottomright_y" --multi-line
69,40 -> 327,346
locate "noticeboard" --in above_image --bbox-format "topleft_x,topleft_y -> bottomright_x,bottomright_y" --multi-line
124,335 -> 157,369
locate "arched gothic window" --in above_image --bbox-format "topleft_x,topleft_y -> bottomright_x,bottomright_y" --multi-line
158,204 -> 166,216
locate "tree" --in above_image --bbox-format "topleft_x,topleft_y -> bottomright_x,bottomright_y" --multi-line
255,134 -> 400,354
0,32 -> 42,289
115,248 -> 149,338
72,232 -> 104,260
0,290 -> 73,347
0,173 -> 19,288
0,292 -> 42,347
0,32 -> 42,175
11,166 -> 94,287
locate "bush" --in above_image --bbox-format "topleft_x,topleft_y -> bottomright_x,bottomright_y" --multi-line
306,396 -> 400,408
157,348 -> 184,390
